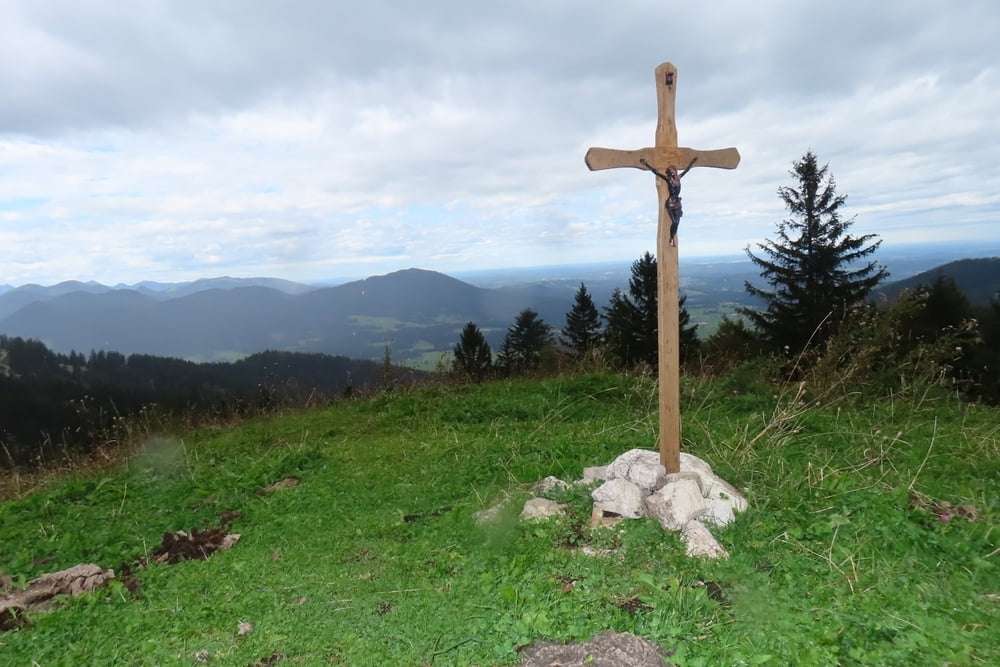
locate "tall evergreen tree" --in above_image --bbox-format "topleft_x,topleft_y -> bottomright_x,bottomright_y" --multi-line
602,287 -> 636,367
497,308 -> 554,375
453,321 -> 493,382
603,252 -> 658,368
678,294 -> 700,363
741,151 -> 888,351
602,252 -> 698,368
561,283 -> 603,358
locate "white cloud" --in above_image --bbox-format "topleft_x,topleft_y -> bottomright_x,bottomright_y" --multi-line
0,0 -> 998,285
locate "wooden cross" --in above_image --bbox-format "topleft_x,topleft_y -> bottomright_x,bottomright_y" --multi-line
585,62 -> 740,473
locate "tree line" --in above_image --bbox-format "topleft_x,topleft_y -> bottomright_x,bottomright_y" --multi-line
452,251 -> 698,381
0,340 -> 410,468
453,151 -> 1000,404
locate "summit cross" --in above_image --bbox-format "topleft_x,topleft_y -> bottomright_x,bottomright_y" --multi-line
585,62 -> 740,473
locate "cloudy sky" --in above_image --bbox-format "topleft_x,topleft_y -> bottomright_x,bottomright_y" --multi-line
1,0 -> 998,286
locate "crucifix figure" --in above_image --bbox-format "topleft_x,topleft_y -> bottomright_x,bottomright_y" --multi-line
585,62 -> 740,473
640,156 -> 696,246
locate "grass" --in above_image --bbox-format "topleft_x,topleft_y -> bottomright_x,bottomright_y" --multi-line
1,372 -> 997,664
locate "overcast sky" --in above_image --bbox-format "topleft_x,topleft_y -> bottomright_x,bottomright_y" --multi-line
1,0 -> 998,286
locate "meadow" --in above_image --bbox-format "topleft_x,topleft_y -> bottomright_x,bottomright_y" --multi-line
1,371 -> 997,665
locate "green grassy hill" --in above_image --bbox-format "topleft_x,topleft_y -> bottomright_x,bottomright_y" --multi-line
1,373 -> 997,664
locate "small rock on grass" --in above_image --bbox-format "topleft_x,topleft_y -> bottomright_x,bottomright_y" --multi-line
521,497 -> 568,520
681,520 -> 730,559
520,630 -> 674,666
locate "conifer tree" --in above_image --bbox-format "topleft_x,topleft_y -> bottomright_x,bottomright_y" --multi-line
496,309 -> 554,375
453,321 -> 493,382
678,294 -> 700,362
602,287 -> 637,367
602,252 -> 698,368
742,151 -> 888,351
561,283 -> 603,358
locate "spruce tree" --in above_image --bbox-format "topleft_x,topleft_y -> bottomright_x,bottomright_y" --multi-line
496,309 -> 554,375
678,294 -> 700,362
742,151 -> 888,351
602,288 -> 637,367
602,252 -> 698,368
453,321 -> 493,382
561,283 -> 603,358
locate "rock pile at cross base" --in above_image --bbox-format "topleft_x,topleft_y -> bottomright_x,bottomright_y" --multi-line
523,448 -> 748,558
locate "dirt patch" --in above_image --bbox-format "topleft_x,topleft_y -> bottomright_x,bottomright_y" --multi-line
909,492 -> 982,521
143,527 -> 241,566
519,630 -> 674,666
403,506 -> 452,522
260,477 -> 299,495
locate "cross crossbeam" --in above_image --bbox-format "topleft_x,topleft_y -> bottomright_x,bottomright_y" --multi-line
585,62 -> 740,473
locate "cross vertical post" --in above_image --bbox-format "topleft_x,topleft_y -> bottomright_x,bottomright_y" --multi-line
585,62 -> 740,473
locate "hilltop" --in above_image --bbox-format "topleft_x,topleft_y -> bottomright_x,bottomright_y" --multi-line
0,373 -> 997,663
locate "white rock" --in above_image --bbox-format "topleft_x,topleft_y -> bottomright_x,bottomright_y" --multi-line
521,497 -> 568,520
702,497 -> 737,526
679,452 -> 715,478
591,478 -> 644,519
704,476 -> 749,513
644,477 -> 705,531
578,465 -> 611,484
608,449 -> 666,491
681,520 -> 730,559
663,471 -> 703,493
680,452 -> 748,513
533,476 -> 570,494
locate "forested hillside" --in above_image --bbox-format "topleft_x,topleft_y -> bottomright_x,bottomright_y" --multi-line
879,257 -> 1000,305
0,336 -> 415,468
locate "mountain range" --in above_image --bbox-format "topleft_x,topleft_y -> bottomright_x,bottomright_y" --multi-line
2,255 -> 997,366
0,269 -> 571,365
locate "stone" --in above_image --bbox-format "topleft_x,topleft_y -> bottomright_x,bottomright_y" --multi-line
578,465 -> 611,484
591,478 -> 644,519
28,563 -> 115,598
679,452 -> 715,478
702,497 -> 737,527
533,476 -> 570,494
679,452 -> 748,514
1,563 -> 116,630
608,448 -> 666,491
662,471 -> 703,493
703,476 -> 748,513
644,477 -> 705,531
520,630 -> 673,666
521,497 -> 567,520
681,520 -> 730,559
